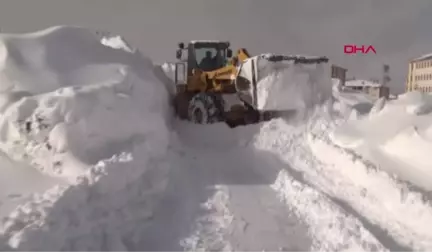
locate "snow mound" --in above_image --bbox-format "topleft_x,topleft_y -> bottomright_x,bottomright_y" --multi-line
332,80 -> 376,119
0,26 -> 171,179
0,26 -> 154,95
160,62 -> 176,83
382,126 -> 432,173
154,63 -> 176,98
254,98 -> 432,250
0,26 -> 174,250
100,35 -> 135,53
369,97 -> 386,116
332,90 -> 432,190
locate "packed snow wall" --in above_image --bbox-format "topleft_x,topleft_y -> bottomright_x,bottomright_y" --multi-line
0,26 -> 172,179
0,26 -> 178,250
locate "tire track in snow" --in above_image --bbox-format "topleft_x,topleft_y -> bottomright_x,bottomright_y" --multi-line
132,140 -> 234,251
309,110 -> 432,251
180,184 -> 233,252
170,122 -> 314,251
271,170 -> 387,252
256,110 -> 432,251
174,121 -> 392,251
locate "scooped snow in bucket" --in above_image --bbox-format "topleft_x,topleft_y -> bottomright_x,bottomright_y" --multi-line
235,54 -> 332,122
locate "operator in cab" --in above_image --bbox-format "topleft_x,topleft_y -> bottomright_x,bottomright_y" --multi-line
199,51 -> 216,71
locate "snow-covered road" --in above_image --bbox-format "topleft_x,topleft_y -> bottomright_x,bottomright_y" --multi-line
135,122 -> 313,251
1,26 -> 432,251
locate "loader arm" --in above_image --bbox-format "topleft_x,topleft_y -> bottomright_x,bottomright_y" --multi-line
200,48 -> 252,92
233,48 -> 251,63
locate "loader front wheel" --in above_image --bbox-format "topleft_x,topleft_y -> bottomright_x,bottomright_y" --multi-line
188,93 -> 224,124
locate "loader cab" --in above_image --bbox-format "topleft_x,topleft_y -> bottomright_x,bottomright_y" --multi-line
174,41 -> 233,85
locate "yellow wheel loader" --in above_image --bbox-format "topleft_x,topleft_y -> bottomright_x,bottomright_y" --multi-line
172,40 -> 329,128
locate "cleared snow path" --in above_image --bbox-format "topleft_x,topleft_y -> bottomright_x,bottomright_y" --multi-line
135,121 -> 313,251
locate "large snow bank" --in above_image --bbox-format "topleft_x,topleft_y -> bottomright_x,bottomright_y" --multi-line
253,85 -> 432,250
0,25 -> 171,179
0,26 -> 174,250
0,150 -> 64,220
331,91 -> 432,190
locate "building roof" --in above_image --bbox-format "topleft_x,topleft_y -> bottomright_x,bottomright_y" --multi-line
190,40 -> 228,44
331,64 -> 347,71
345,79 -> 382,88
411,53 -> 432,62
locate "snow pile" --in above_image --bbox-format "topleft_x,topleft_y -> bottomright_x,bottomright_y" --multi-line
332,79 -> 376,119
160,62 -> 176,83
100,35 -> 135,53
154,63 -> 176,98
369,97 -> 386,115
251,110 -> 387,249
331,90 -> 432,190
253,95 -> 432,250
0,25 -> 171,178
0,26 -> 174,250
382,126 -> 432,170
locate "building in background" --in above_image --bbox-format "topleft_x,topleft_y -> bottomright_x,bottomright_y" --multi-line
406,53 -> 432,93
331,64 -> 347,85
344,79 -> 390,99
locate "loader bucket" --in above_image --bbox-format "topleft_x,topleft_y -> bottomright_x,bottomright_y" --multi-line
234,54 -> 331,121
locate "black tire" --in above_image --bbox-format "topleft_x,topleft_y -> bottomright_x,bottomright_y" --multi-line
188,93 -> 224,124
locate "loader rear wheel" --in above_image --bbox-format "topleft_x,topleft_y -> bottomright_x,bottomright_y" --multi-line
188,93 -> 224,124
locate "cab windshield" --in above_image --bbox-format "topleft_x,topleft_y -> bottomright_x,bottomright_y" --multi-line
194,44 -> 227,71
